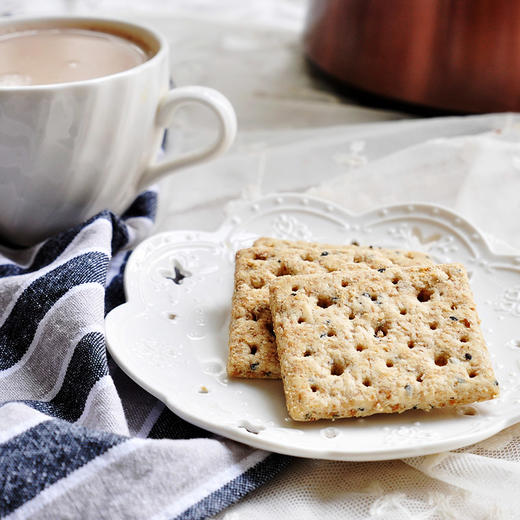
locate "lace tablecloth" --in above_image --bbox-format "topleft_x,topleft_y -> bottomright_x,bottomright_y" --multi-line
210,113 -> 520,520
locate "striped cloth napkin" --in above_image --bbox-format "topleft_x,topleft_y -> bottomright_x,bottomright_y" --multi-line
0,191 -> 289,519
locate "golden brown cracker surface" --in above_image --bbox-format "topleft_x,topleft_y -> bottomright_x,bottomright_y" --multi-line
227,241 -> 433,379
269,264 -> 498,420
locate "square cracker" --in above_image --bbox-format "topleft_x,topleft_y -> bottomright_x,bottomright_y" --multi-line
268,264 -> 499,421
227,242 -> 433,379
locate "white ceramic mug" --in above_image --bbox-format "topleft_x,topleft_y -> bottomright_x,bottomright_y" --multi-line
0,17 -> 237,246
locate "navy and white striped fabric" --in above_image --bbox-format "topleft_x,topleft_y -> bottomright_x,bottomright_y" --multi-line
0,191 -> 289,519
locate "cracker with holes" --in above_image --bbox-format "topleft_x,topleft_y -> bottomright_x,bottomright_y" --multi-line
268,264 -> 498,421
227,243 -> 433,379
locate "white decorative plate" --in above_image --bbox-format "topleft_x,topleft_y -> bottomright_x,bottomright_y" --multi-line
105,194 -> 520,461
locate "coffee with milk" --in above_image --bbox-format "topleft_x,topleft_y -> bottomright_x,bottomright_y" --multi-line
0,27 -> 151,86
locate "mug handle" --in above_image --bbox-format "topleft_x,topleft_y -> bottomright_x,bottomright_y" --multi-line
137,86 -> 237,191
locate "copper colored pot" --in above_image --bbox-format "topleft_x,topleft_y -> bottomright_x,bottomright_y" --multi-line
304,0 -> 520,113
